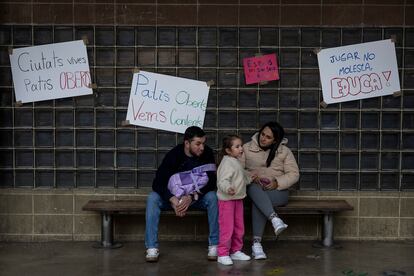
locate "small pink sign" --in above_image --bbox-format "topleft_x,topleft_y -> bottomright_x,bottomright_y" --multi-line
243,53 -> 279,85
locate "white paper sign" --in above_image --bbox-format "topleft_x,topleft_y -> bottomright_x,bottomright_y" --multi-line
317,39 -> 400,104
126,71 -> 210,134
9,40 -> 92,103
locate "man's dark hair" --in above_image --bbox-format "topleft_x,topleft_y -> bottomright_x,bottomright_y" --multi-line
183,126 -> 206,142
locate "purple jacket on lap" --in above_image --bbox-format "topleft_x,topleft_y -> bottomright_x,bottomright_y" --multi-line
168,163 -> 216,199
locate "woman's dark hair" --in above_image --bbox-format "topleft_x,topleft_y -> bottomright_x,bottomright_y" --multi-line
258,122 -> 285,167
183,126 -> 206,142
218,135 -> 241,164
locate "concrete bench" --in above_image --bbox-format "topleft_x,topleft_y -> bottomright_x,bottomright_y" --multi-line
82,198 -> 353,249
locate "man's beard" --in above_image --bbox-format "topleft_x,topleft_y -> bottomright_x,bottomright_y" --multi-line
189,147 -> 202,157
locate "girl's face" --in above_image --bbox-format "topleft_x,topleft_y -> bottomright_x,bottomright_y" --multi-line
259,126 -> 276,148
225,138 -> 243,158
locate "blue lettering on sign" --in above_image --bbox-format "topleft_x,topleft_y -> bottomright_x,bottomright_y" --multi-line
363,52 -> 375,62
134,73 -> 170,102
17,51 -> 63,72
338,63 -> 373,76
175,90 -> 207,111
329,52 -> 361,63
169,108 -> 203,127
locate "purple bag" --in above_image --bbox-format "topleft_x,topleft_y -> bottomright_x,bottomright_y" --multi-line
168,163 -> 216,198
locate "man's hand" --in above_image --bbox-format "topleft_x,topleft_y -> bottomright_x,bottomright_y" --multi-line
170,195 -> 191,217
169,196 -> 184,217
169,196 -> 180,208
176,195 -> 192,214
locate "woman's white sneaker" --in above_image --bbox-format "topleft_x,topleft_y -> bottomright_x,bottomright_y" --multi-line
271,217 -> 288,236
251,242 -> 267,260
230,251 -> 251,261
217,256 -> 233,265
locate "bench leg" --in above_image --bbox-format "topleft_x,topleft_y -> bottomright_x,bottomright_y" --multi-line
313,213 -> 342,249
92,212 -> 122,249
322,213 -> 333,247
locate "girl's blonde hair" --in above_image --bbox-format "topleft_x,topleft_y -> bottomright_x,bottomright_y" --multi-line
218,135 -> 242,163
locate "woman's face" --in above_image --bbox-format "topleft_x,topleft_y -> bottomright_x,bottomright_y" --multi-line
259,126 -> 276,148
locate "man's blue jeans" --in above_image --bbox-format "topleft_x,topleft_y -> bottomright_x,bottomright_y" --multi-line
145,191 -> 219,249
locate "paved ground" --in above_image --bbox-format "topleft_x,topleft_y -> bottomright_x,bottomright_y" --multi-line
0,241 -> 413,276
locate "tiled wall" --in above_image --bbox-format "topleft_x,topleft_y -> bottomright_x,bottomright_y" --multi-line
1,26 -> 414,190
0,189 -> 413,241
1,1 -> 413,26
0,1 -> 413,241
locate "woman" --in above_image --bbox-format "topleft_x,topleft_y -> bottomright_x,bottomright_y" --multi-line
239,121 -> 299,260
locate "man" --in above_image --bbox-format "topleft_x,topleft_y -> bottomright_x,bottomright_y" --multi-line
145,126 -> 219,262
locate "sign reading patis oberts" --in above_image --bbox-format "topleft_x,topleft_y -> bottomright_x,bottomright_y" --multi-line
9,40 -> 92,103
317,39 -> 400,104
126,71 -> 210,134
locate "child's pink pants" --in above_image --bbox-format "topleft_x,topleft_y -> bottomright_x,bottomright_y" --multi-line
217,199 -> 245,257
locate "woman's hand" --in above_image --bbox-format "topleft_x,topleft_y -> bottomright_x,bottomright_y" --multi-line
259,177 -> 270,186
263,179 -> 279,190
251,174 -> 260,184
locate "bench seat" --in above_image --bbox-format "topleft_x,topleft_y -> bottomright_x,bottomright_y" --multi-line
82,198 -> 353,249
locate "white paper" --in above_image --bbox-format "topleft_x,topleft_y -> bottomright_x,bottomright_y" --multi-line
9,40 -> 92,103
317,39 -> 400,104
126,71 -> 210,134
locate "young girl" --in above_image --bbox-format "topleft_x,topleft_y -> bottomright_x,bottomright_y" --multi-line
216,135 -> 252,266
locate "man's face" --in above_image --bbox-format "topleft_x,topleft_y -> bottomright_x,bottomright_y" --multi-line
185,136 -> 206,157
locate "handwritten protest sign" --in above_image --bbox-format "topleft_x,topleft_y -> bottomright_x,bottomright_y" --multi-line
317,39 -> 400,105
9,40 -> 92,103
126,71 -> 210,134
243,53 -> 279,85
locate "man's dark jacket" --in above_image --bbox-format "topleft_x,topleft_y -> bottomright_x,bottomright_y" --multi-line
152,143 -> 217,202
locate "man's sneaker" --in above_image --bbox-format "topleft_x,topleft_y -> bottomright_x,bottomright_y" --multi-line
251,242 -> 267,260
271,217 -> 288,236
230,251 -> 251,261
145,248 -> 159,262
217,256 -> 233,265
207,245 -> 217,261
